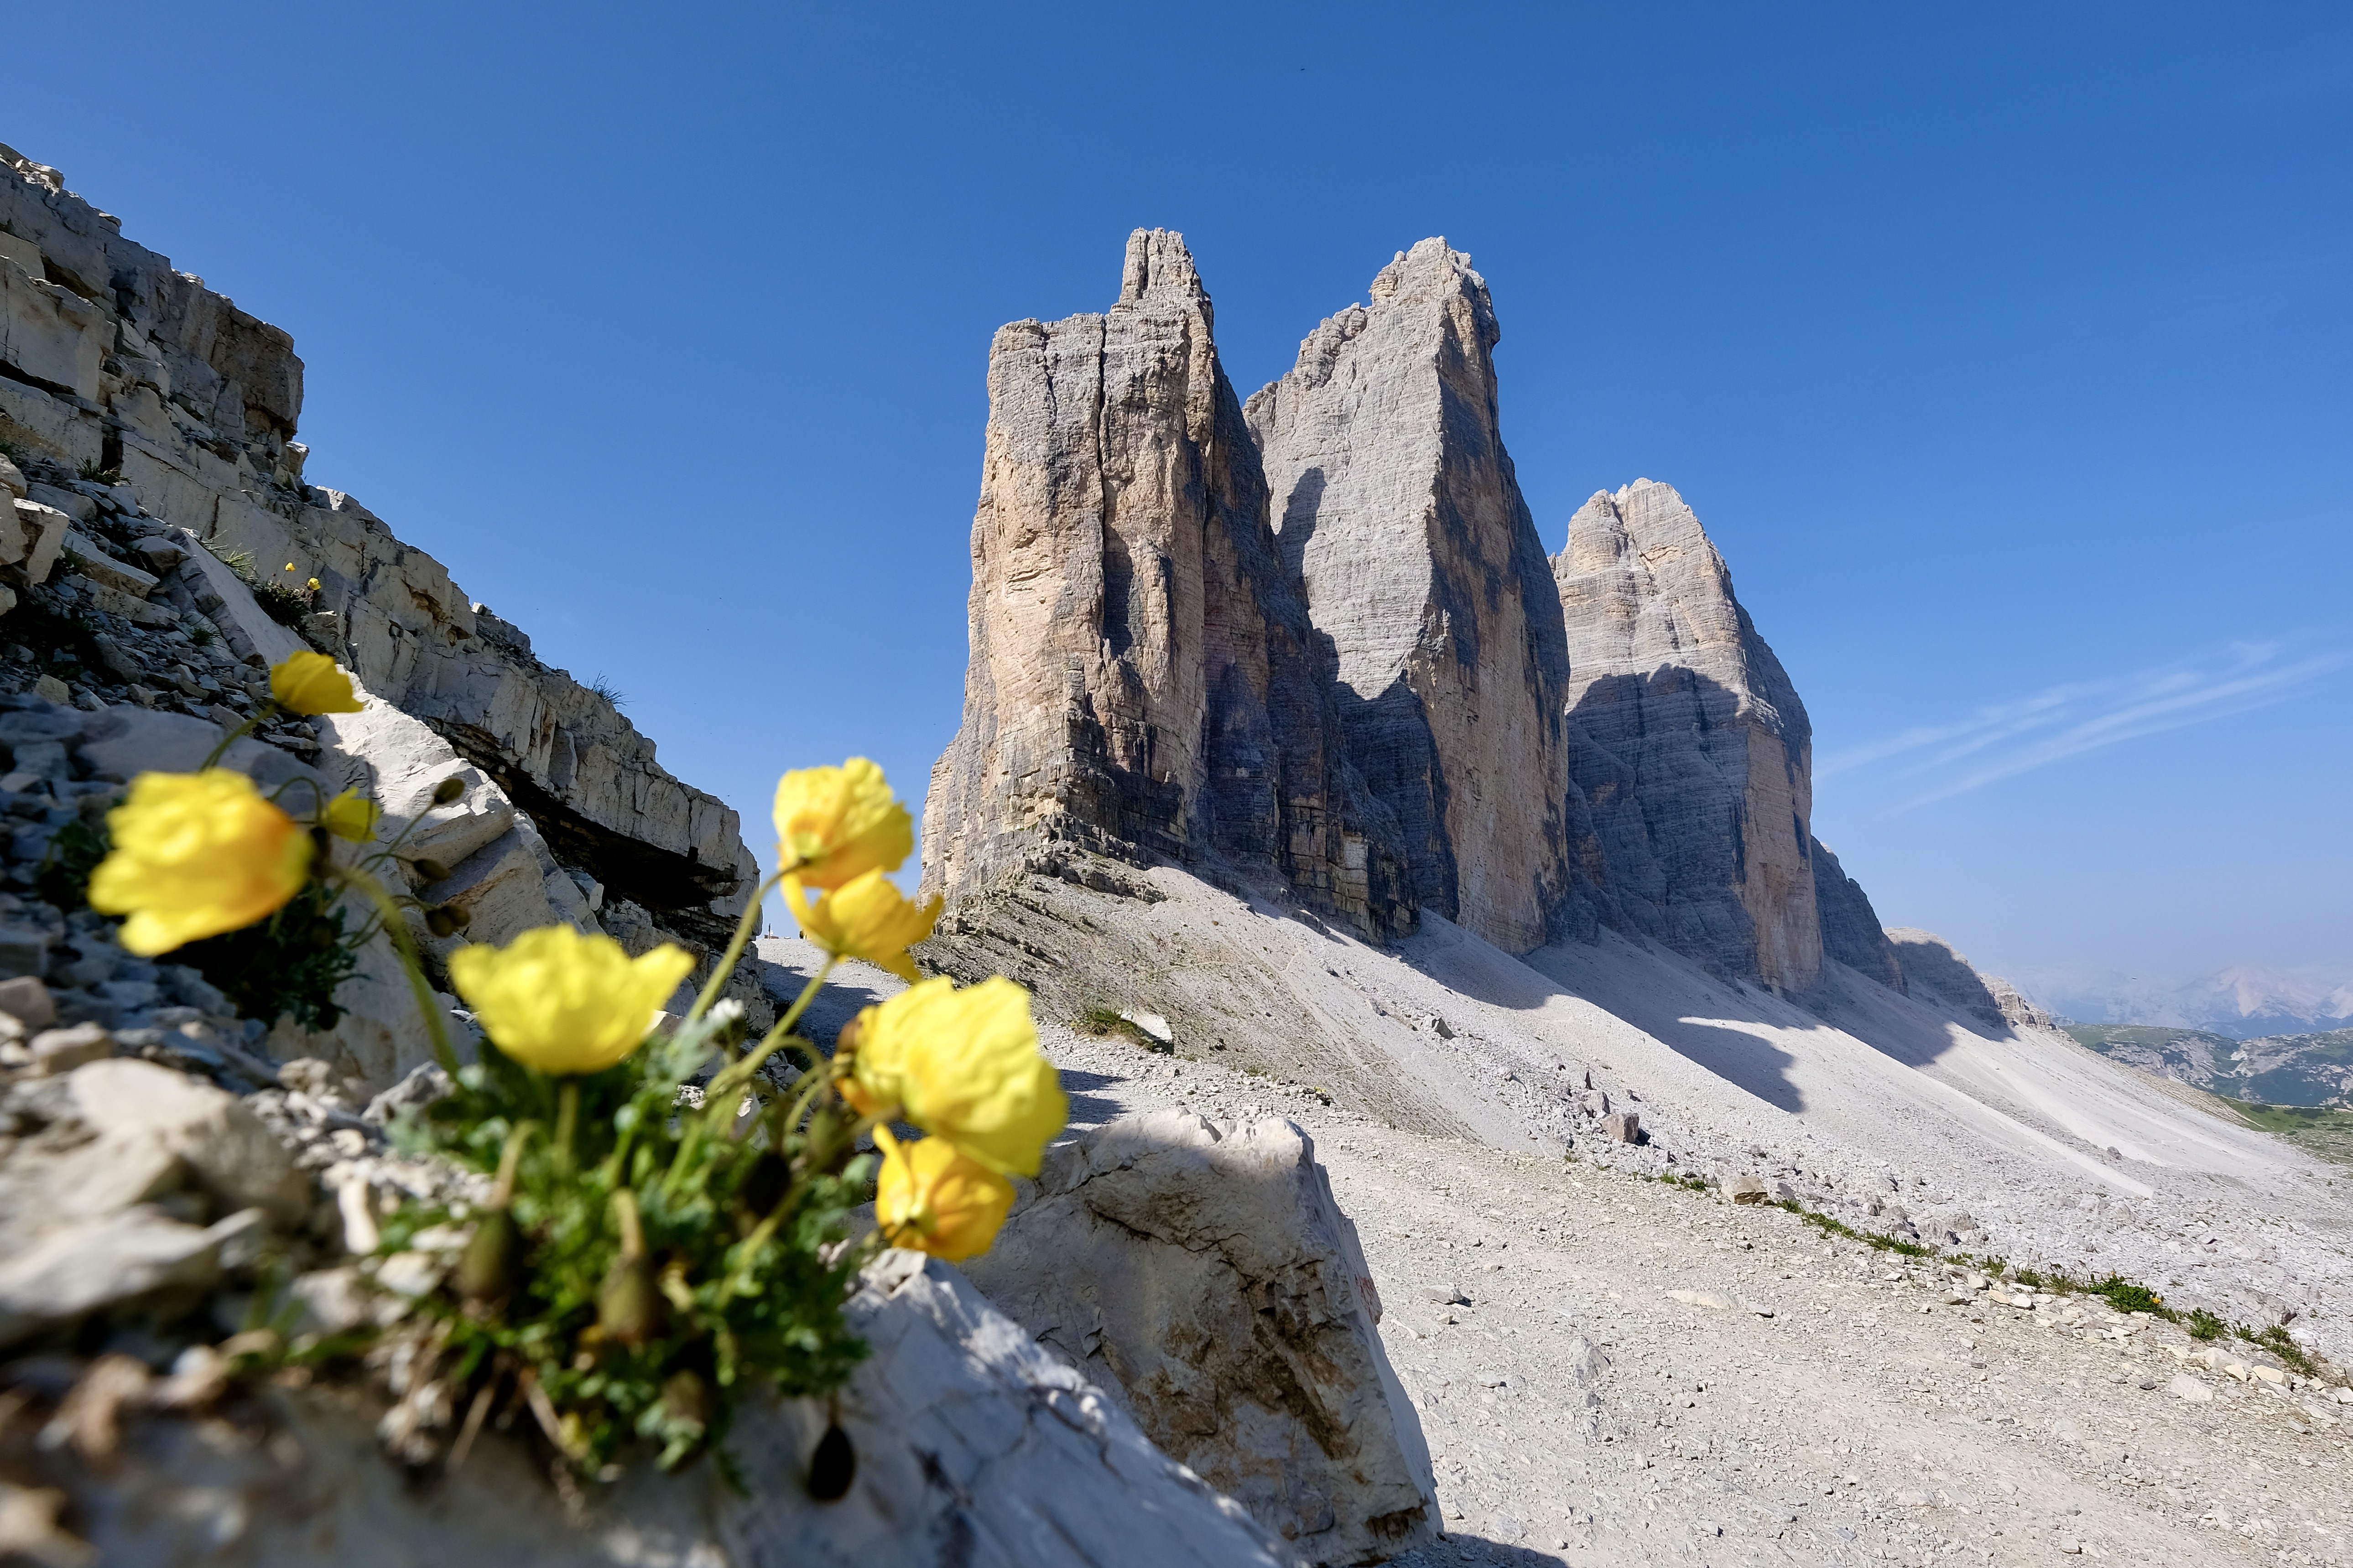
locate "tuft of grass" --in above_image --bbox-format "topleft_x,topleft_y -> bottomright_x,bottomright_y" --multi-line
2090,1274 -> 2170,1318
1076,1005 -> 1157,1049
76,459 -> 124,485
588,674 -> 627,710
1771,1199 -> 1936,1257
2187,1308 -> 2226,1341
2245,1322 -> 2318,1377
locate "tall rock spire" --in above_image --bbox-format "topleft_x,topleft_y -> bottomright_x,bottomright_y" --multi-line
1553,480 -> 1836,992
921,230 -> 1411,937
1245,240 -> 1575,955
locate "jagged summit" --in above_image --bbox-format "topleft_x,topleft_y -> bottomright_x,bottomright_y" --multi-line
920,228 -> 1413,939
1247,237 -> 1576,955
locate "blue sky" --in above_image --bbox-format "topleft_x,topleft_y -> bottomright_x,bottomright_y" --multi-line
16,1 -> 2349,995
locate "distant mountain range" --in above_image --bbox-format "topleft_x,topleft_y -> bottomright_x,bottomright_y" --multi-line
2016,964 -> 2353,1040
2067,1023 -> 2353,1109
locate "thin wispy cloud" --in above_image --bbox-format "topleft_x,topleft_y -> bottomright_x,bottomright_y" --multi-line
1820,641 -> 2353,812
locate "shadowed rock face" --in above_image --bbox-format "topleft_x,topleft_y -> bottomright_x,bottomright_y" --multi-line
1246,240 -> 1574,955
1815,838 -> 1906,992
1553,481 -> 1823,992
922,230 -> 1411,939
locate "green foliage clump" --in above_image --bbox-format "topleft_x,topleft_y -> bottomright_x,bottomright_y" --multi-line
2089,1274 -> 2170,1318
1772,1199 -> 1935,1257
2246,1322 -> 2317,1377
76,459 -> 124,485
386,1015 -> 870,1475
178,873 -> 364,1031
2186,1308 -> 2226,1341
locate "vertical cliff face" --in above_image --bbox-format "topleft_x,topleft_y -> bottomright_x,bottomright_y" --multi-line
1814,838 -> 1906,992
1245,240 -> 1573,955
921,231 -> 1411,937
1552,481 -> 1823,991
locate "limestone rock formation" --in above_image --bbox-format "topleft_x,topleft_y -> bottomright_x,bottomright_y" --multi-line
0,148 -> 755,959
922,230 -> 1411,939
1247,239 -> 1575,954
1814,837 -> 1906,991
1890,928 -> 2052,1033
960,1109 -> 1437,1564
1552,480 -> 1823,991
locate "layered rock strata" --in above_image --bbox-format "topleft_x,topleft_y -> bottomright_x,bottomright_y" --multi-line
1247,239 -> 1576,954
0,145 -> 756,953
1551,480 -> 1825,991
922,230 -> 1411,939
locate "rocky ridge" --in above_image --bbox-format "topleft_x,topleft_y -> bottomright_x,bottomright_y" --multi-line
0,144 -> 757,968
927,231 -> 1912,997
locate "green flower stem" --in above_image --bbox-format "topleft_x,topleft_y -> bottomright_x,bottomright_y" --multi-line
196,699 -> 284,771
554,1081 -> 580,1174
683,869 -> 786,1026
663,957 -> 835,1202
707,958 -> 834,1106
489,1120 -> 537,1208
338,867 -> 460,1075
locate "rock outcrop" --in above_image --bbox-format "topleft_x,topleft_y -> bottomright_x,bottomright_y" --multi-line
1551,480 -> 1824,992
922,230 -> 1411,940
1247,240 -> 1575,954
1814,837 -> 1906,992
1890,928 -> 2052,1034
0,145 -> 756,958
961,1109 -> 1437,1564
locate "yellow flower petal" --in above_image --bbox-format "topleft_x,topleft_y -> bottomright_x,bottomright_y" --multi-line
448,926 -> 694,1076
771,758 -> 911,891
786,870 -> 939,983
847,976 -> 1065,1177
873,1125 -> 1013,1263
89,770 -> 312,955
319,788 -> 380,843
268,651 -> 363,716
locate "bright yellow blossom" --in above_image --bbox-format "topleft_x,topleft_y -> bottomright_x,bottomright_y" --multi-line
448,926 -> 694,1076
268,651 -> 363,716
89,770 -> 312,955
873,1125 -> 1014,1263
307,577 -> 321,592
320,788 -> 380,843
771,759 -> 910,890
843,976 -> 1064,1177
785,869 -> 940,982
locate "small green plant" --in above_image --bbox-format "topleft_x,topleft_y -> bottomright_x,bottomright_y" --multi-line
76,459 -> 124,485
189,622 -> 216,647
1770,1200 -> 1937,1257
386,1009 -> 873,1474
2245,1323 -> 2317,1377
219,550 -> 315,626
1076,1005 -> 1157,1048
2089,1274 -> 2171,1319
2187,1308 -> 2226,1341
588,674 -> 627,710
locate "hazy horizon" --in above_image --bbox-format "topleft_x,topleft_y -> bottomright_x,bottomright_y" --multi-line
15,1 -> 2348,1002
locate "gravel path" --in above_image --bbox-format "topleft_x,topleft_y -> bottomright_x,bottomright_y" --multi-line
1050,1029 -> 2353,1568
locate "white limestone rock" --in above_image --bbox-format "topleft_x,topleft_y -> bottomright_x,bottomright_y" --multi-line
1247,239 -> 1576,955
1552,480 -> 1829,991
959,1109 -> 1437,1564
922,229 -> 1413,940
38,1250 -> 1296,1568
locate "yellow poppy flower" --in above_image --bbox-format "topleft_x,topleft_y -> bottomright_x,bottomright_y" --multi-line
89,770 -> 313,955
771,758 -> 910,890
873,1125 -> 1014,1263
448,925 -> 694,1076
319,788 -> 379,843
307,577 -> 321,592
785,869 -> 940,983
844,976 -> 1065,1177
268,651 -> 363,716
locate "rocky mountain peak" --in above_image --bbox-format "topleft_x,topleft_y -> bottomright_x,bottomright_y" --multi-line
1246,238 -> 1573,955
1116,227 -> 1209,323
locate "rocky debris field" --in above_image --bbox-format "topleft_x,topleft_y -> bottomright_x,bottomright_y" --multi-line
1043,1024 -> 2353,1567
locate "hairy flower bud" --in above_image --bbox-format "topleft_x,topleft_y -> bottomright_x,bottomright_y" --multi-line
432,776 -> 467,805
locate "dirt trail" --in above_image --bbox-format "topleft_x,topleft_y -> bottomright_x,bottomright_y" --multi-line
1052,1030 -> 2353,1568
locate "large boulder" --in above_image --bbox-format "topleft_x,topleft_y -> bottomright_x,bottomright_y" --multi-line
960,1110 -> 1437,1565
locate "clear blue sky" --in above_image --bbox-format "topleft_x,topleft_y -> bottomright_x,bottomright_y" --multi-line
18,1 -> 2349,996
